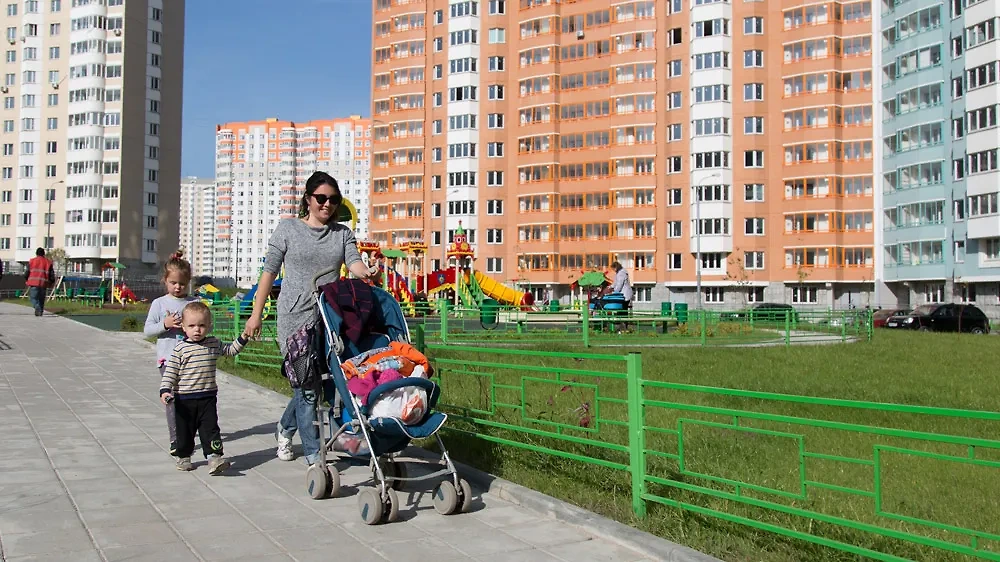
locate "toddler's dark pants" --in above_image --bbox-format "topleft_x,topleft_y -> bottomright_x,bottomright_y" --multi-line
173,395 -> 224,459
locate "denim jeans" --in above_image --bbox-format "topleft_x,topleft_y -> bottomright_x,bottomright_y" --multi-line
28,287 -> 46,314
278,380 -> 335,465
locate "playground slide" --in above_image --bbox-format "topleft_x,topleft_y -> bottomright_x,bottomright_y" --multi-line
474,271 -> 533,306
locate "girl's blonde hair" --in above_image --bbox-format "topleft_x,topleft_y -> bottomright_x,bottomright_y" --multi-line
163,249 -> 192,280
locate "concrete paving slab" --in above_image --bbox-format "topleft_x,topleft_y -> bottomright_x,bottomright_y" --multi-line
0,303 -> 718,562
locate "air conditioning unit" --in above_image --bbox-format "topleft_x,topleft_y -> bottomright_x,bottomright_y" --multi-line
576,30 -> 585,39
6,38 -> 13,45
1,87 -> 9,94
113,28 -> 121,36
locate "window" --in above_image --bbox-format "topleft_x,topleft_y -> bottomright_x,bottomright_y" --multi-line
488,56 -> 505,71
489,0 -> 505,14
668,123 -> 682,141
488,27 -> 506,43
744,183 -> 764,201
667,253 -> 682,270
667,188 -> 682,205
488,113 -> 504,128
488,84 -> 505,100
745,251 -> 765,269
487,199 -> 504,215
487,170 -> 504,185
792,286 -> 818,303
744,150 -> 764,168
45,141 -> 56,153
433,37 -> 443,51
703,287 -> 725,303
744,16 -> 763,34
487,229 -> 503,244
666,221 -> 682,238
486,257 -> 503,273
47,93 -> 57,106
744,50 -> 764,67
487,142 -> 504,157
744,116 -> 763,134
668,60 -> 682,77
744,83 -> 764,101
48,46 -> 58,59
744,217 -> 765,235
667,91 -> 682,109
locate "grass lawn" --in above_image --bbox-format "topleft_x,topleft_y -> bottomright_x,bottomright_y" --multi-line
217,329 -> 999,562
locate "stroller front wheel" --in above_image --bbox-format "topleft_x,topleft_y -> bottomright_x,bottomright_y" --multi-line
358,488 -> 385,525
305,465 -> 339,500
432,480 -> 460,515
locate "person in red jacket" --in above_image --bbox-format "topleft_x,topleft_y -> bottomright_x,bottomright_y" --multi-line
24,248 -> 55,317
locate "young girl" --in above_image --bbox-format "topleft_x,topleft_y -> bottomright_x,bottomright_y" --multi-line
144,250 -> 198,456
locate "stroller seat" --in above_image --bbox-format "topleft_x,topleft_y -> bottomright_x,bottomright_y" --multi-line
300,278 -> 471,525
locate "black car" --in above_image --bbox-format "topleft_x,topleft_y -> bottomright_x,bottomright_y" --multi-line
885,303 -> 990,334
722,303 -> 798,323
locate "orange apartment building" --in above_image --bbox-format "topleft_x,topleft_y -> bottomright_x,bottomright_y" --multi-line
370,0 -> 875,308
214,116 -> 371,287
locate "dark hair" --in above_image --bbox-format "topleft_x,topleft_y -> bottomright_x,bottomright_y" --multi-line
163,248 -> 192,281
611,261 -> 622,271
299,171 -> 342,220
35,247 -> 45,257
182,301 -> 211,321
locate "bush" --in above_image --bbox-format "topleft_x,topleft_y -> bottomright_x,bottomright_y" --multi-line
120,315 -> 142,332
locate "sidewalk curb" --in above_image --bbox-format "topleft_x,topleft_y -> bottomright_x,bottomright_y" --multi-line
130,334 -> 721,562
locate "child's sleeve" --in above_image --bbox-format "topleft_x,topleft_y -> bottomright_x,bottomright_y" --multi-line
160,345 -> 183,396
143,299 -> 165,337
219,335 -> 249,357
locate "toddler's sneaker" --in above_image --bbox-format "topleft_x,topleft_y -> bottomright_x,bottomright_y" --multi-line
207,454 -> 230,475
275,423 -> 294,461
175,457 -> 193,471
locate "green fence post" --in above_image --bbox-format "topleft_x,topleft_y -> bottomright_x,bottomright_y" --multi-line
626,352 -> 647,518
699,310 -> 707,346
413,323 -> 425,354
841,311 -> 847,342
582,304 -> 590,348
784,310 -> 791,346
439,300 -> 450,344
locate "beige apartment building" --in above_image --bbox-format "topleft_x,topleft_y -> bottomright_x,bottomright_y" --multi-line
371,0 -> 876,308
214,116 -> 372,287
0,0 -> 183,275
178,176 -> 214,277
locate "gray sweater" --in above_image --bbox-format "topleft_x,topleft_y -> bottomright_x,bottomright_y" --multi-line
144,294 -> 199,365
263,218 -> 362,355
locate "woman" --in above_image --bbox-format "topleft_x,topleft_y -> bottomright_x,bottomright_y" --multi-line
244,171 -> 375,465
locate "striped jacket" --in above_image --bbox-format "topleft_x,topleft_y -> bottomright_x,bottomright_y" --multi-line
159,336 -> 248,399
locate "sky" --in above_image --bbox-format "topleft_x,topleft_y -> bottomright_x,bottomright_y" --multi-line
181,0 -> 373,178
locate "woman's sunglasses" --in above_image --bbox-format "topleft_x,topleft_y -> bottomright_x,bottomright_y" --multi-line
312,193 -> 342,207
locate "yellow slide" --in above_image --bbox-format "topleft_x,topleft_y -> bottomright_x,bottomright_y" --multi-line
474,271 -> 531,306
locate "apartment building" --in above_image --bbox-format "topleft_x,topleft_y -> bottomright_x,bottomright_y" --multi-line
214,115 -> 372,287
371,0 -> 877,307
877,0 -> 1000,311
178,176 -> 214,277
0,0 -> 183,274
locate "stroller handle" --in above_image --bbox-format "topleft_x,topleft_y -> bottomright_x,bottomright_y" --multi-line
312,263 -> 380,291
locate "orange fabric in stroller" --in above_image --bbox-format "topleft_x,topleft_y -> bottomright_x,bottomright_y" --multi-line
340,341 -> 432,381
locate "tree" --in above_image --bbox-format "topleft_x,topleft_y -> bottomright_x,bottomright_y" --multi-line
47,248 -> 69,274
725,249 -> 753,308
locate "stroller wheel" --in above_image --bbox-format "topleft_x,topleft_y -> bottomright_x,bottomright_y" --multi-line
306,465 -> 336,500
458,478 -> 473,513
358,488 -> 384,525
383,487 -> 400,523
432,480 -> 459,515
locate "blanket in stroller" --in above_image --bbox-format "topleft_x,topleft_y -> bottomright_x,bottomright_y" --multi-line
340,341 -> 433,424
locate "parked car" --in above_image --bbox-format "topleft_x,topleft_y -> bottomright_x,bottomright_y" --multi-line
872,308 -> 910,328
885,303 -> 990,334
721,303 -> 798,323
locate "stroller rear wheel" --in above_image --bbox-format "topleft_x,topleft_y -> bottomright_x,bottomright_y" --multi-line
380,459 -> 407,491
383,487 -> 400,523
458,478 -> 473,513
305,465 -> 339,500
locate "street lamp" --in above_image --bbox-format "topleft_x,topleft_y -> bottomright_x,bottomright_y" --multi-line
46,180 -> 64,249
694,171 -> 722,308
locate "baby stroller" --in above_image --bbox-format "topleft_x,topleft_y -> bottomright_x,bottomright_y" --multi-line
301,269 -> 472,525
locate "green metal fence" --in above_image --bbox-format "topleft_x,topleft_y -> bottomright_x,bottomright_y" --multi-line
415,329 -> 1000,561
411,301 -> 873,347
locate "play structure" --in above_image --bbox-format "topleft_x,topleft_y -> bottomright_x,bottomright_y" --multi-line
357,224 -> 532,314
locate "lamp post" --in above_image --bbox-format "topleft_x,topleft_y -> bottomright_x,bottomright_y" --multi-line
46,180 -> 64,249
694,172 -> 722,308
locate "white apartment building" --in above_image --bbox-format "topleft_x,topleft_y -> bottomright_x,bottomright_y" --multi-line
178,176 -> 214,277
0,0 -> 183,273
214,115 -> 371,287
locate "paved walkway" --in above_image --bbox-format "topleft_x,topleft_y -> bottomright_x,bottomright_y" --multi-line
0,303 -> 663,562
